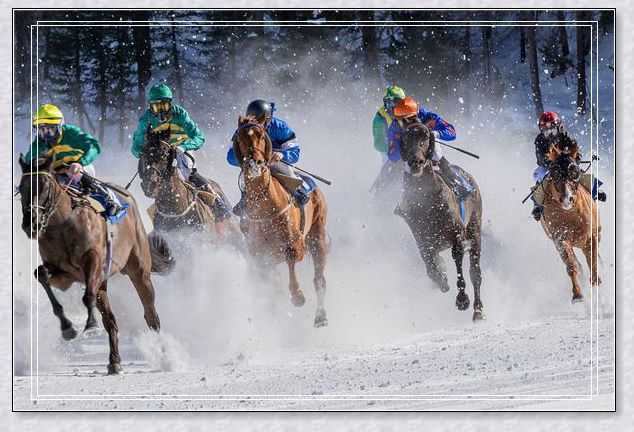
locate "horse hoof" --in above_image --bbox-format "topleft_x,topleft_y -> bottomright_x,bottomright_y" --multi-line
314,316 -> 329,328
107,363 -> 123,375
61,325 -> 78,341
291,291 -> 305,307
455,292 -> 470,311
572,295 -> 584,304
83,325 -> 103,338
472,310 -> 485,322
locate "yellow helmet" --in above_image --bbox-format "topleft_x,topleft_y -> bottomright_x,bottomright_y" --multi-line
33,104 -> 64,125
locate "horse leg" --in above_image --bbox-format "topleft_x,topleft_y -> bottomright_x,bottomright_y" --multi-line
307,228 -> 328,328
467,224 -> 484,321
555,241 -> 584,302
82,250 -> 103,336
34,266 -> 77,341
124,252 -> 161,332
419,248 -> 450,293
286,247 -> 305,307
451,240 -> 470,311
583,235 -> 601,287
94,281 -> 122,375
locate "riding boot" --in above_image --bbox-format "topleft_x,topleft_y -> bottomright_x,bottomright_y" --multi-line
530,195 -> 543,221
80,176 -> 121,216
438,157 -> 471,199
293,189 -> 310,207
233,193 -> 247,217
211,198 -> 233,221
188,171 -> 232,221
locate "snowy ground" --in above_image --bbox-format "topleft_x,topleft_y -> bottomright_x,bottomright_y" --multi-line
12,49 -> 616,409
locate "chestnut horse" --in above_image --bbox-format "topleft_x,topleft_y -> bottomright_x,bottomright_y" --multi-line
18,154 -> 173,374
233,116 -> 329,327
397,120 -> 484,321
539,141 -> 601,302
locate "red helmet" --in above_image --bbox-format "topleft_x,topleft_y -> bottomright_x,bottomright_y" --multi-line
538,111 -> 562,130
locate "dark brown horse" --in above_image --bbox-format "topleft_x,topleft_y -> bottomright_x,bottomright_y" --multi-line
539,141 -> 601,302
233,116 -> 329,327
397,120 -> 484,321
18,154 -> 173,374
138,128 -> 238,241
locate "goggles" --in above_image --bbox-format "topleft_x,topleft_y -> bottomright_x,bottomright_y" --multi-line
540,123 -> 559,137
33,124 -> 61,140
149,100 -> 172,114
384,97 -> 402,110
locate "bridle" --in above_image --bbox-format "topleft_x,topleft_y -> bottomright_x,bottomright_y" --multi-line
21,170 -> 71,234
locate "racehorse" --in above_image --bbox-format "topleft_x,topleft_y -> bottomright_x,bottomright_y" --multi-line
539,140 -> 601,302
18,153 -> 173,374
233,116 -> 329,327
397,120 -> 484,321
138,127 -> 238,239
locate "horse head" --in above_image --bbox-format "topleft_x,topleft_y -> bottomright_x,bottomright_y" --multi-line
139,126 -> 176,198
234,115 -> 273,179
400,118 -> 434,177
548,143 -> 581,210
18,152 -> 58,239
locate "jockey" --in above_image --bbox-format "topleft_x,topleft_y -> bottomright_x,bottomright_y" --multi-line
373,85 -> 406,156
25,104 -> 121,215
387,97 -> 462,191
530,111 -> 607,221
131,83 -> 231,221
227,99 -> 306,216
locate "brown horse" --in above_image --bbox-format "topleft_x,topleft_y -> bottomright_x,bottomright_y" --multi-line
138,128 -> 239,243
18,154 -> 173,374
233,116 -> 329,327
539,141 -> 601,302
397,120 -> 484,321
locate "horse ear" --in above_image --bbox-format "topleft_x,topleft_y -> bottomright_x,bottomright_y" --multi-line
426,125 -> 436,158
238,115 -> 245,127
18,153 -> 28,172
546,142 -> 559,162
41,152 -> 54,171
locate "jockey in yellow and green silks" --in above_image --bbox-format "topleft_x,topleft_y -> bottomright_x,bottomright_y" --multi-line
131,83 -> 231,220
25,104 -> 122,214
372,85 -> 406,155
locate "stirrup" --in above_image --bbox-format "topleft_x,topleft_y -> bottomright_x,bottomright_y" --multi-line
597,190 -> 607,202
531,205 -> 543,221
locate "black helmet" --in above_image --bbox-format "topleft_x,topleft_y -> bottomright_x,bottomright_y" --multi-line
246,100 -> 273,122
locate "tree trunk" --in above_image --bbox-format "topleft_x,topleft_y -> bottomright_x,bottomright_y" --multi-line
131,11 -> 153,112
525,15 -> 544,119
359,11 -> 380,86
73,29 -> 86,130
557,11 -> 570,58
481,27 -> 492,94
520,28 -> 526,63
576,11 -> 591,115
170,25 -> 184,101
96,36 -> 108,144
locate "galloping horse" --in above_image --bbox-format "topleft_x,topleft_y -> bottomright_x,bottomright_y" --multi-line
138,128 -> 237,239
538,140 -> 601,302
233,116 -> 329,327
397,120 -> 484,321
18,154 -> 173,374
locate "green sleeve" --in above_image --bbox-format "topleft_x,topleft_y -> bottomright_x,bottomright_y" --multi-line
64,125 -> 101,166
25,136 -> 49,161
174,106 -> 205,151
373,112 -> 388,153
132,112 -> 152,158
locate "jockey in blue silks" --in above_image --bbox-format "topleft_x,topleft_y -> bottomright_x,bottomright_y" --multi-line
227,100 -> 313,216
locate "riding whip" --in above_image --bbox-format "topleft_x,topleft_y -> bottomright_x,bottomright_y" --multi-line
435,140 -> 480,159
280,160 -> 332,186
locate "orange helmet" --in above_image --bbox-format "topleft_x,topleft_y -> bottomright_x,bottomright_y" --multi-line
393,97 -> 419,118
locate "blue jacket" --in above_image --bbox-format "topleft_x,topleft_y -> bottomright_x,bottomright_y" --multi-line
387,107 -> 456,162
227,116 -> 300,166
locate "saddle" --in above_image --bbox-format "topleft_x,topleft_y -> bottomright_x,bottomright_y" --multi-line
65,183 -> 130,225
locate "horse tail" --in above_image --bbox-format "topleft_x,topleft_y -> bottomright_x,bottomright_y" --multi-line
148,232 -> 175,275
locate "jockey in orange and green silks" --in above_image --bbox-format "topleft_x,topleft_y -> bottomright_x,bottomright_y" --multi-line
131,83 -> 232,221
372,85 -> 406,154
25,104 -> 123,215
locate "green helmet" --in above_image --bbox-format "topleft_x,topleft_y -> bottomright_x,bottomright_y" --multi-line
148,84 -> 173,101
383,85 -> 406,101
